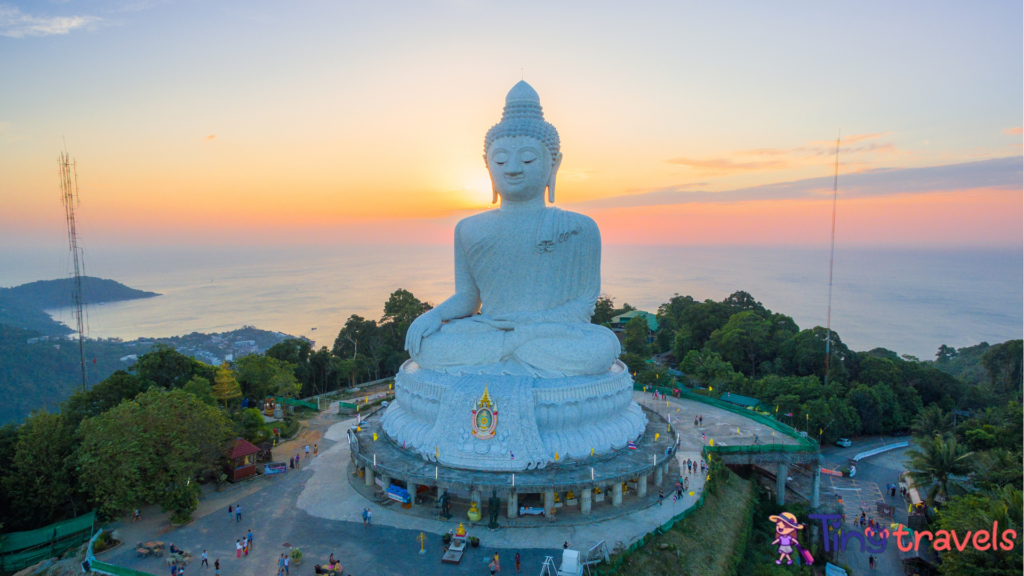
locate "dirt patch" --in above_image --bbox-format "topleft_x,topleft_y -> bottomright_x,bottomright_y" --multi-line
611,471 -> 754,576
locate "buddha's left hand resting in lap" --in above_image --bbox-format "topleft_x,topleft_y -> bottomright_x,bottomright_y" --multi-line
404,81 -> 620,377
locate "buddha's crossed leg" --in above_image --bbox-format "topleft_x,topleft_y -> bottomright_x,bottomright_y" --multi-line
413,319 -> 620,376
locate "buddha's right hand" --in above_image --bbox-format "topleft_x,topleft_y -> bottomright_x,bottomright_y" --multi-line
405,310 -> 442,355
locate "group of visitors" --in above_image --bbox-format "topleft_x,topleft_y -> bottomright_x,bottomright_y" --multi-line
685,458 -> 705,475
693,415 -> 703,427
235,529 -> 254,558
277,553 -> 291,576
313,556 -> 340,575
228,504 -> 242,522
361,508 -> 372,525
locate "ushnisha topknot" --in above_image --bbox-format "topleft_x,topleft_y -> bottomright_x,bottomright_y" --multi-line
484,81 -> 561,164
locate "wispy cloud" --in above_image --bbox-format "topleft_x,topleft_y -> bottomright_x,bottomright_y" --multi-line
665,133 -> 901,175
567,156 -> 1023,210
0,4 -> 100,38
1004,127 -> 1023,136
205,134 -> 216,142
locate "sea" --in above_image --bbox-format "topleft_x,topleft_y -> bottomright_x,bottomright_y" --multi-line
1,245 -> 1020,360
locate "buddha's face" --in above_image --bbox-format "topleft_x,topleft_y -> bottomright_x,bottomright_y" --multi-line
486,136 -> 558,203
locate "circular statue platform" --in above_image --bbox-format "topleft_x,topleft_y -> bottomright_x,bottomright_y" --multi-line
347,404 -> 680,520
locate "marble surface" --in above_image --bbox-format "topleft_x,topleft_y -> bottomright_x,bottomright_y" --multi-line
389,82 -> 646,470
404,81 -> 619,378
381,360 -> 647,470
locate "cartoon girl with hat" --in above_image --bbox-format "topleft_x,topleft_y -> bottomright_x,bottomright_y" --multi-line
769,512 -> 813,565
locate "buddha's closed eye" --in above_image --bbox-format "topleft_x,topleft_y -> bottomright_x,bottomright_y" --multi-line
493,152 -> 509,165
520,151 -> 537,164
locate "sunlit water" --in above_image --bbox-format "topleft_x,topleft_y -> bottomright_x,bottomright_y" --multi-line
1,245 -> 1020,359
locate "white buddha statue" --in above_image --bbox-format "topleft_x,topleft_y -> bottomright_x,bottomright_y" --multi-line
405,81 -> 620,377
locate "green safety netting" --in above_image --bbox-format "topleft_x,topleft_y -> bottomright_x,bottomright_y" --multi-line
275,397 -> 319,411
0,511 -> 95,572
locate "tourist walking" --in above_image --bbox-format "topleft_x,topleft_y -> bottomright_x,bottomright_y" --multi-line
242,535 -> 248,557
201,550 -> 208,567
314,444 -> 318,456
235,504 -> 242,522
133,509 -> 141,523
361,508 -> 368,526
228,505 -> 233,521
365,508 -> 372,525
278,555 -> 285,574
246,530 -> 253,550
214,560 -> 219,576
305,445 -> 310,458
699,415 -> 703,426
514,552 -> 521,572
235,540 -> 241,559
658,489 -> 664,505
284,555 -> 290,575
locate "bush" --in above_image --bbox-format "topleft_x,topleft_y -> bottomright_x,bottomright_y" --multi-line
290,548 -> 303,561
164,482 -> 200,524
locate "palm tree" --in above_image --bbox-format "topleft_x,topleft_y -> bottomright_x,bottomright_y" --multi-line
911,405 -> 952,439
905,434 -> 973,505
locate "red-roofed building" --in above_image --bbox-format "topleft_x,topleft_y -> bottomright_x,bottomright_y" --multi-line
225,437 -> 261,482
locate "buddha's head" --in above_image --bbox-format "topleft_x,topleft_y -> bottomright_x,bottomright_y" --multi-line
484,81 -> 562,204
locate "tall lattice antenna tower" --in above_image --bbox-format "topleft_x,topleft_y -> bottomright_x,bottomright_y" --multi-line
58,147 -> 88,391
824,131 -> 840,388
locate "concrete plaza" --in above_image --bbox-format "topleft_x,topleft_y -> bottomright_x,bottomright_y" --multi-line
98,391 -> 794,576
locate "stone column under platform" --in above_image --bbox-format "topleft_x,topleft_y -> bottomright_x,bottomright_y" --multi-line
364,466 -> 374,487
654,465 -> 664,486
381,474 -> 392,492
776,463 -> 789,505
811,466 -> 821,509
507,491 -> 518,518
580,488 -> 592,515
409,483 -> 420,506
637,475 -> 648,498
544,489 -> 554,513
611,482 -> 623,507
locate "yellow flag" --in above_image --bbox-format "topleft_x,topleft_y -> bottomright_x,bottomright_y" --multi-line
737,427 -> 740,434
655,433 -> 660,441
709,386 -> 713,392
776,405 -> 779,413
656,374 -> 659,379
820,428 -> 823,435
668,424 -> 671,432
554,452 -> 560,461
675,408 -> 680,412
590,447 -> 594,456
389,383 -> 393,390
356,426 -> 361,432
436,446 -> 439,458
373,433 -> 378,441
688,491 -> 694,496
666,401 -> 669,407
709,438 -> 714,446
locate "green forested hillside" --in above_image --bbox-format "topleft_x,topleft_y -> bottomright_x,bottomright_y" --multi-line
0,325 -> 149,422
0,277 -> 160,335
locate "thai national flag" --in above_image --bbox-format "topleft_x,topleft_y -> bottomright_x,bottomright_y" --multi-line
627,441 -> 637,450
785,413 -> 793,417
510,452 -> 515,460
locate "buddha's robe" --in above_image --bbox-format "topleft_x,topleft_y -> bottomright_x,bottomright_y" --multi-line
413,207 -> 620,377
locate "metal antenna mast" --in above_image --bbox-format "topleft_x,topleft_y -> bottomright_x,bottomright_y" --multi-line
59,146 -> 88,391
824,131 -> 840,388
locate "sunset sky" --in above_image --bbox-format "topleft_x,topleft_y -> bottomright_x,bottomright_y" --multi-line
1,1 -> 1021,249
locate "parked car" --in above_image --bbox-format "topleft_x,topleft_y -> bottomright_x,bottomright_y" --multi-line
836,438 -> 852,448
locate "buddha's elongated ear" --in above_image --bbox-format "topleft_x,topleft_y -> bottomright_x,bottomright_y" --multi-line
484,153 -> 498,204
547,151 -> 563,203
